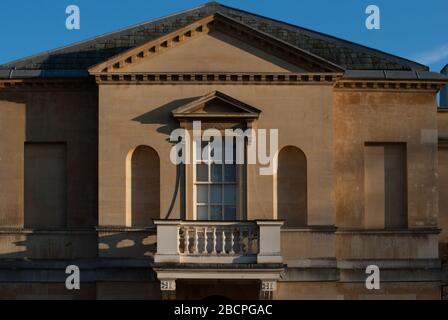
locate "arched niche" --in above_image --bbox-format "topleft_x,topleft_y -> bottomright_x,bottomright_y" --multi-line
276,146 -> 307,227
126,145 -> 160,227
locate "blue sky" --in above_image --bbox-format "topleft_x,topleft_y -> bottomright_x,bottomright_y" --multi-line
0,0 -> 447,71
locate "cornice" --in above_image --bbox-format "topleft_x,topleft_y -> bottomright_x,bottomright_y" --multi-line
1,76 -> 444,93
94,72 -> 341,85
0,78 -> 95,91
334,79 -> 445,92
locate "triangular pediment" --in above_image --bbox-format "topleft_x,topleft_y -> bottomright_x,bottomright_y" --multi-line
88,13 -> 343,74
172,91 -> 261,119
114,31 -> 304,73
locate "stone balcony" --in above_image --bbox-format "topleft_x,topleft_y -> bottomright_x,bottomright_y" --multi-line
154,220 -> 284,264
153,219 -> 285,299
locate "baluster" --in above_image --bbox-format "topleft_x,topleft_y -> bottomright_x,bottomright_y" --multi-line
187,227 -> 192,254
205,227 -> 210,254
200,226 -> 204,254
177,226 -> 181,254
201,227 -> 204,254
209,226 -> 212,254
195,227 -> 199,254
255,227 -> 259,254
245,228 -> 248,254
186,227 -> 190,254
230,227 -> 235,255
182,227 -> 188,254
212,227 -> 217,254
222,229 -> 226,254
200,227 -> 203,254
238,227 -> 243,255
247,228 -> 252,255
201,226 -> 205,254
247,227 -> 254,255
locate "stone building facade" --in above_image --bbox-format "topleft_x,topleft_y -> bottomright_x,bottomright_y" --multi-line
0,2 -> 447,299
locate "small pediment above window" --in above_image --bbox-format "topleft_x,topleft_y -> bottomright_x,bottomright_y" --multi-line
171,91 -> 261,120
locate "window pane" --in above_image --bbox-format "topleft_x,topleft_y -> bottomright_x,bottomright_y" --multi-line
211,164 -> 222,182
235,138 -> 244,164
211,206 -> 222,220
210,185 -> 222,203
196,185 -> 208,203
210,138 -> 223,164
224,206 -> 236,220
224,164 -> 236,182
196,163 -> 208,182
224,137 -> 234,164
224,185 -> 236,204
195,140 -> 202,162
197,206 -> 208,220
201,141 -> 210,161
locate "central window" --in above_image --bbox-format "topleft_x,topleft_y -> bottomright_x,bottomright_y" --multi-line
194,137 -> 238,220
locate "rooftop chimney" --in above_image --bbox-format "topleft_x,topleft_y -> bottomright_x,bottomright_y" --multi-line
441,64 -> 448,108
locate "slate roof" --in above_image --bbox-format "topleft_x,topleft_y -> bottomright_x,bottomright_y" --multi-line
0,2 -> 432,78
442,64 -> 448,74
